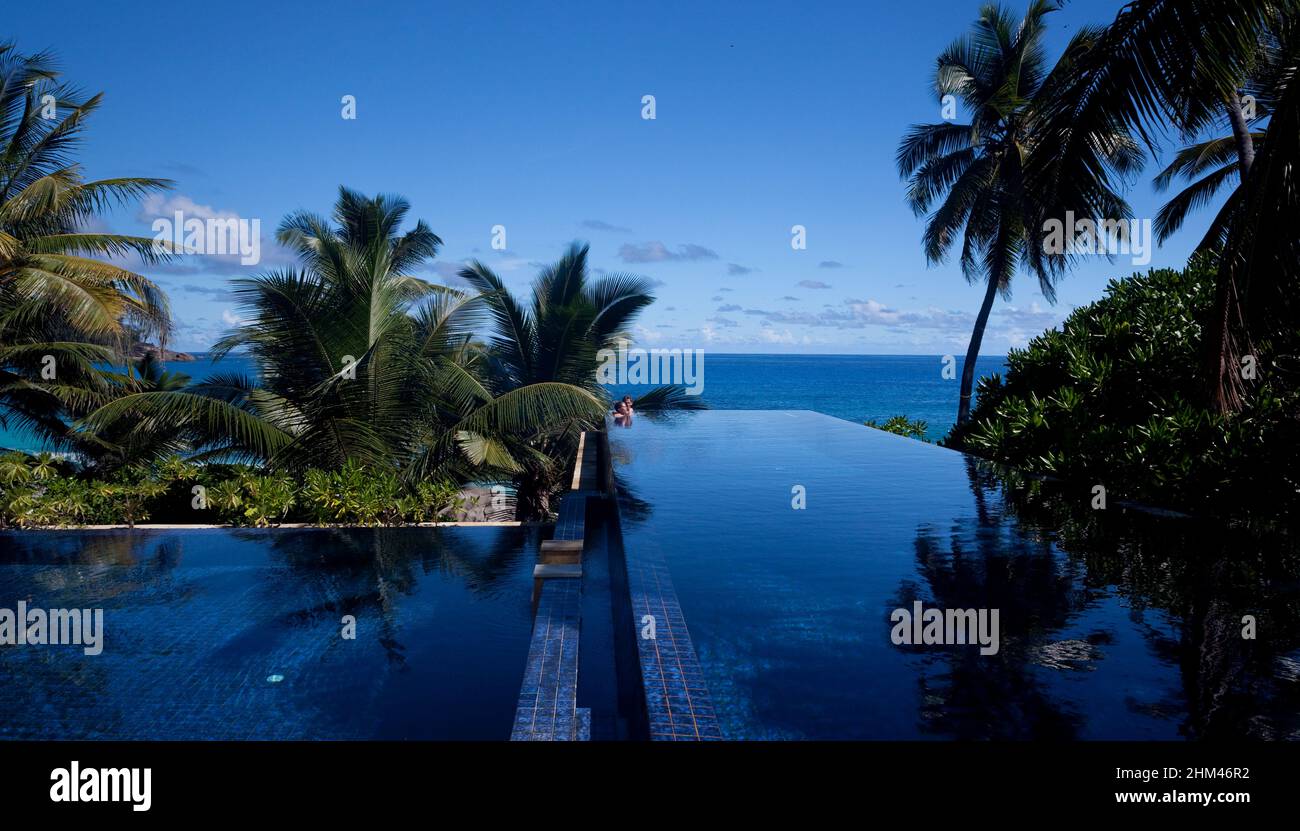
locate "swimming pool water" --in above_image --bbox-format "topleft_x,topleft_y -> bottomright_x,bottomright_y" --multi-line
0,527 -> 541,740
611,411 -> 1300,740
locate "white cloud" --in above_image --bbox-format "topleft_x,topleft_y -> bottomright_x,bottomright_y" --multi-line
618,241 -> 718,263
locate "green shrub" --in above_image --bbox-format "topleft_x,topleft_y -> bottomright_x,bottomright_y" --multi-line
239,473 -> 296,527
949,254 -> 1300,530
0,454 -> 462,529
865,415 -> 930,441
301,461 -> 398,525
300,460 -> 460,525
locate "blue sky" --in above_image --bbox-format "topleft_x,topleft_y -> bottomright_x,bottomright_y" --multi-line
13,0 -> 1215,353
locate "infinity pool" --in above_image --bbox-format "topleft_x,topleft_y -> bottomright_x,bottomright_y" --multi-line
611,411 -> 1300,740
0,527 -> 540,739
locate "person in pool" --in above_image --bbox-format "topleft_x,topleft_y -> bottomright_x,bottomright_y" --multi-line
613,395 -> 634,427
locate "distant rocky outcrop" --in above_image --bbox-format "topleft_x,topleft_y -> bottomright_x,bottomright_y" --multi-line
128,342 -> 196,362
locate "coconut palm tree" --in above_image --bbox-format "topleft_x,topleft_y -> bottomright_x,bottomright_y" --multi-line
81,189 -> 605,508
1024,0 -> 1299,413
897,0 -> 1140,427
0,42 -> 174,448
1152,131 -> 1265,247
459,242 -> 701,516
71,353 -> 198,471
1148,13 -> 1289,245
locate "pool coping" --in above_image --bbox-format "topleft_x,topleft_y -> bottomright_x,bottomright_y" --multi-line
623,545 -> 722,740
510,432 -> 605,741
514,423 -> 724,741
608,422 -> 722,741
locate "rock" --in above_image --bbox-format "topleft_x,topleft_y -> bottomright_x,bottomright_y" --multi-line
128,342 -> 195,362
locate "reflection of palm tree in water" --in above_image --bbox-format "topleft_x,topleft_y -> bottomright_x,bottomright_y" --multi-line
954,458 -> 1300,739
897,458 -> 1088,738
250,527 -> 538,665
1166,545 -> 1300,739
1047,510 -> 1299,739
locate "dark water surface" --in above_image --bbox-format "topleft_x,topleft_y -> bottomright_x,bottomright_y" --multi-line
611,411 -> 1300,740
0,526 -> 540,739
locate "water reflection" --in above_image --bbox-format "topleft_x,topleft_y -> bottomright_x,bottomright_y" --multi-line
0,527 -> 539,739
901,458 -> 1300,740
244,527 -> 539,664
611,412 -> 1300,740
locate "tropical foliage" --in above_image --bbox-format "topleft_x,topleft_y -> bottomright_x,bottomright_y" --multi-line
898,0 -> 1300,533
897,0 -> 1140,426
904,0 -> 1300,429
0,42 -> 175,454
458,242 -> 695,515
76,195 -> 690,520
865,415 -> 931,441
0,39 -> 698,527
0,452 -> 467,529
1022,0 -> 1300,413
950,254 -> 1300,531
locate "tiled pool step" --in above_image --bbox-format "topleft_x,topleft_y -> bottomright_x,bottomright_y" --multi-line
510,578 -> 582,740
511,430 -> 612,741
626,547 -> 722,740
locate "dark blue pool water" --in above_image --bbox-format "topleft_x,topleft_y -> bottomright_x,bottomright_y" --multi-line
612,411 -> 1300,740
0,527 -> 540,740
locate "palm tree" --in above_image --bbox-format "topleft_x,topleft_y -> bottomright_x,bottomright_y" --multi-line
1152,131 -> 1265,248
897,0 -> 1140,427
71,354 -> 198,470
1024,0 -> 1299,413
82,189 -> 604,513
460,242 -> 699,516
0,42 -> 174,449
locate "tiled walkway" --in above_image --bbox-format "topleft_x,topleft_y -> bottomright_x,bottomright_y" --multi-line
509,433 -> 599,741
625,549 -> 721,740
510,578 -> 584,741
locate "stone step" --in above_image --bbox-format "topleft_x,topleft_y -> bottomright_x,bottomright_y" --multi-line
533,563 -> 582,580
540,539 -> 583,564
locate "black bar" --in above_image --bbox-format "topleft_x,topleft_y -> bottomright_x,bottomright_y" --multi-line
0,741 -> 1284,817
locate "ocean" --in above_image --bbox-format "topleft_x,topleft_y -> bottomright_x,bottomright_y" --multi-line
0,353 -> 1006,451
657,353 -> 1006,439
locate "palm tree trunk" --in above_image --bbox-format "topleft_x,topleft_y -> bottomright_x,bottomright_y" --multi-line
1225,92 -> 1255,179
1203,95 -> 1255,415
956,276 -> 1000,426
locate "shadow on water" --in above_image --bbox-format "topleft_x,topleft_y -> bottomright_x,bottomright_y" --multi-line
0,526 -> 540,739
232,527 -> 540,666
901,457 -> 1300,740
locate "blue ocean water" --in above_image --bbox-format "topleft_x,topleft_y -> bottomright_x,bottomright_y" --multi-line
0,353 -> 1005,451
0,352 -> 255,453
667,354 -> 1006,439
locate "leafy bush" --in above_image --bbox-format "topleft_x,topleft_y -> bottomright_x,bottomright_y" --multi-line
949,254 -> 1300,530
0,454 -> 464,528
865,415 -> 931,441
300,461 -> 460,526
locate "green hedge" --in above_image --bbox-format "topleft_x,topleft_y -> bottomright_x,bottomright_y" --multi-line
0,454 -> 464,528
